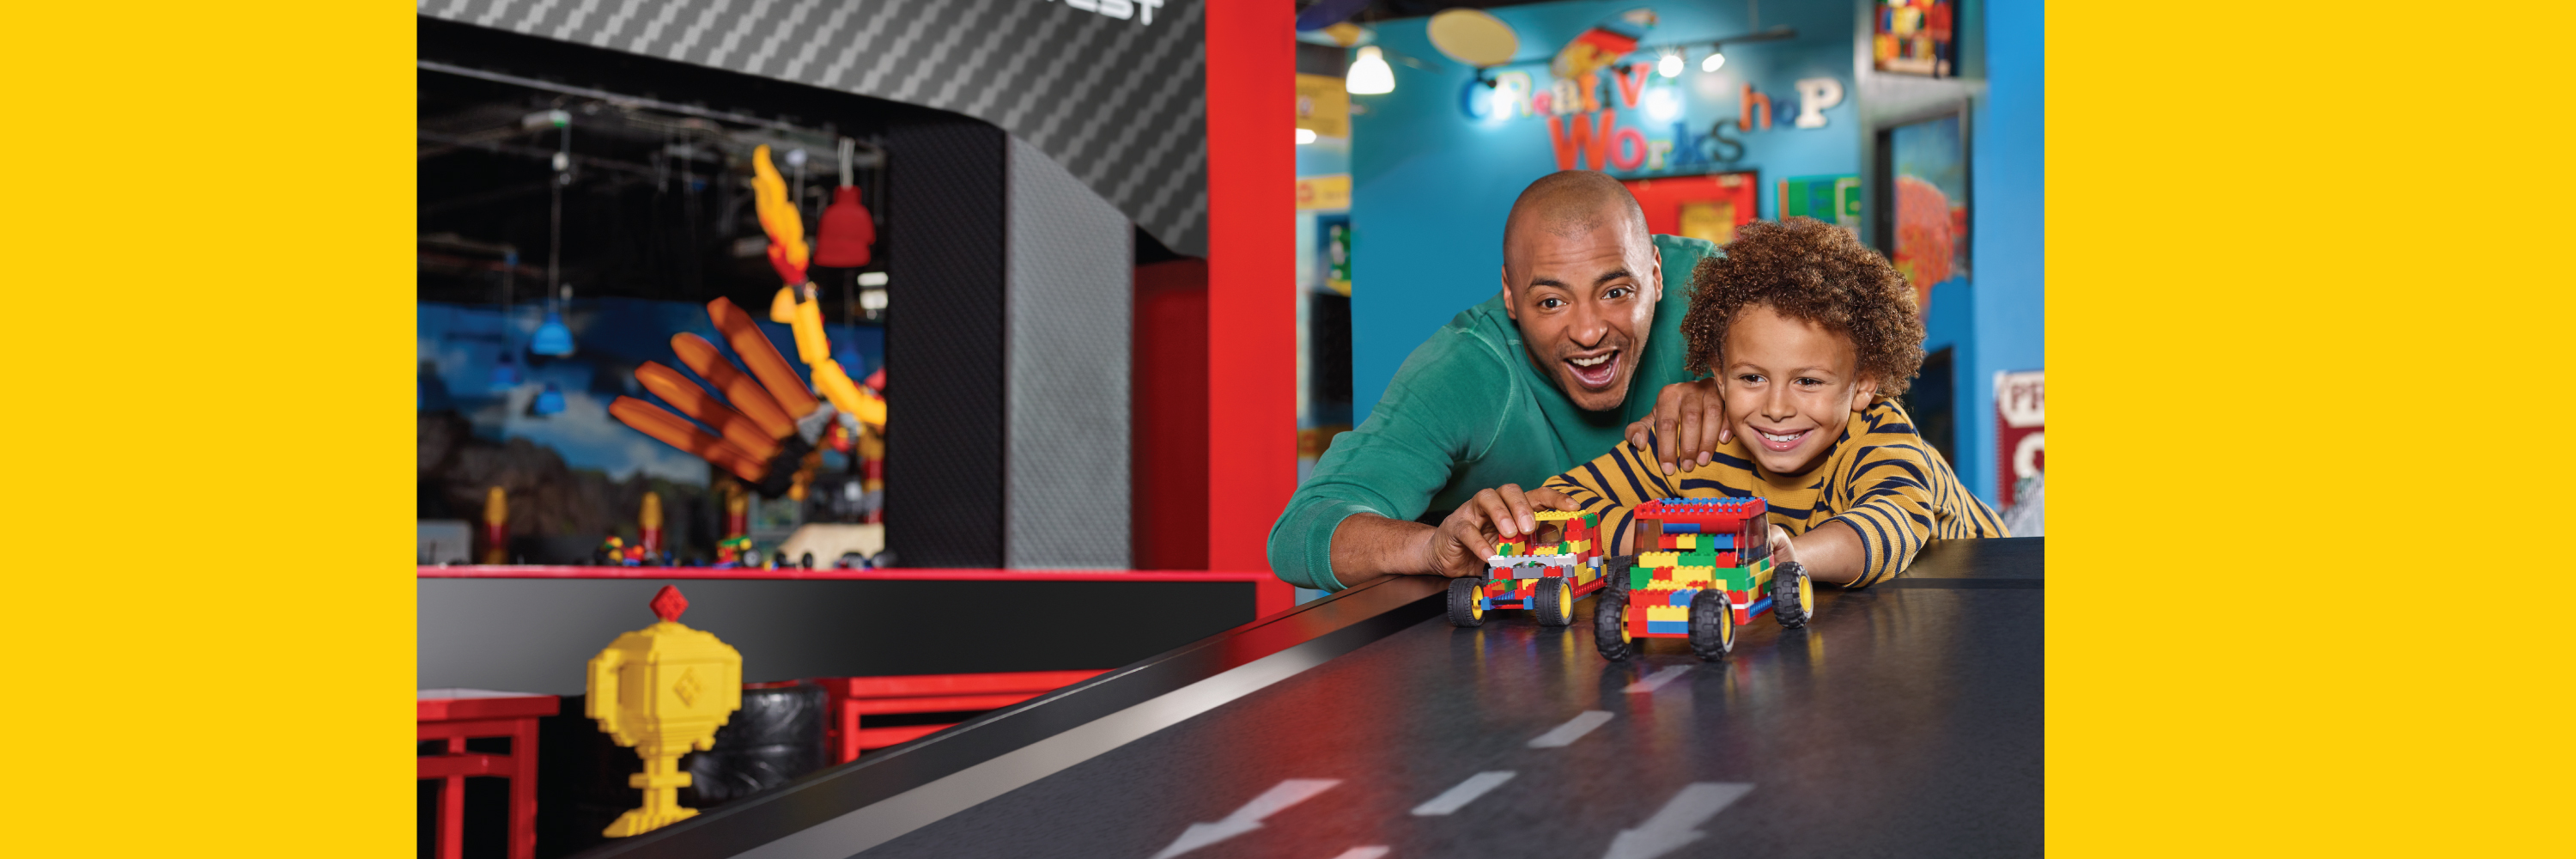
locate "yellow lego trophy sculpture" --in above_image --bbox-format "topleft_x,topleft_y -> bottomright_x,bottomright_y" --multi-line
586,585 -> 743,837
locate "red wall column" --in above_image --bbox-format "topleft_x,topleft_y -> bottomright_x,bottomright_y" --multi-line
1205,3 -> 1296,617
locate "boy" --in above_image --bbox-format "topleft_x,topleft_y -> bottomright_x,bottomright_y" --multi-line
1539,216 -> 2006,588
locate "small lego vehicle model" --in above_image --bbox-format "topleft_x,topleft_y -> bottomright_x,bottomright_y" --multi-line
1449,509 -> 1611,628
1594,497 -> 1814,661
714,535 -> 756,568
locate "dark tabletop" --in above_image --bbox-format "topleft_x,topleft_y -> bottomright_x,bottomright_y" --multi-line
844,537 -> 2043,859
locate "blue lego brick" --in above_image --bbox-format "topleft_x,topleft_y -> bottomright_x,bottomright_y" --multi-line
1747,595 -> 1772,618
1646,620 -> 1690,636
1662,522 -> 1701,533
1664,589 -> 1694,606
1698,533 -> 1736,549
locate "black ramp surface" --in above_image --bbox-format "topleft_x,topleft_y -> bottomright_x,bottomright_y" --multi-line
857,538 -> 2042,858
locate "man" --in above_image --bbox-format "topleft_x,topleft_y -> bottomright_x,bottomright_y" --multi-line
1267,170 -> 1731,591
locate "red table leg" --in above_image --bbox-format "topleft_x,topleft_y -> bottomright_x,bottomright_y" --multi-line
510,718 -> 538,859
440,737 -> 465,859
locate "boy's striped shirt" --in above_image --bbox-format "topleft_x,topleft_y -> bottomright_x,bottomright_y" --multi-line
1540,399 -> 2007,587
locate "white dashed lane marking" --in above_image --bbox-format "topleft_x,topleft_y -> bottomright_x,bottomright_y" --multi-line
1148,778 -> 1340,859
1408,771 -> 1517,816
1527,710 -> 1614,747
1601,783 -> 1756,859
1623,665 -> 1693,693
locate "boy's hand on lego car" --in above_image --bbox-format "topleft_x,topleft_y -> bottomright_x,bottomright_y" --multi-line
1423,484 -> 1579,578
1767,525 -> 1798,567
1628,379 -> 1731,476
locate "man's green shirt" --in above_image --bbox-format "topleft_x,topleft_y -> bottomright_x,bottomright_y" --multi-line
1267,234 -> 1716,590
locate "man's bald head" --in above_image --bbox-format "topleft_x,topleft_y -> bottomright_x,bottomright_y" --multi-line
1502,170 -> 1649,275
1494,170 -> 1664,412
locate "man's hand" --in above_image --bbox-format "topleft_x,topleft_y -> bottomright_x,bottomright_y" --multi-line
1625,379 -> 1729,476
1419,484 -> 1580,578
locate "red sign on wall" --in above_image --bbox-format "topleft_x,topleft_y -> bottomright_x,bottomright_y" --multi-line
1994,370 -> 2044,508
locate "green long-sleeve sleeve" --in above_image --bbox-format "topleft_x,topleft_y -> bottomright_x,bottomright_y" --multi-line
1267,235 -> 1716,590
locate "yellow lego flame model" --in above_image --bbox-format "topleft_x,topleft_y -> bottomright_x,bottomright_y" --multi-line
586,585 -> 744,837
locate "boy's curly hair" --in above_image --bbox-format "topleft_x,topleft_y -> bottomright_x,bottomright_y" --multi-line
1680,216 -> 1926,399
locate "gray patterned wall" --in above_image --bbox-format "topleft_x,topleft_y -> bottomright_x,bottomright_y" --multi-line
1006,136 -> 1132,569
419,0 -> 1210,255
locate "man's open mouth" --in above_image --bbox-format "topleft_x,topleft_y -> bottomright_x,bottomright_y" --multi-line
1752,426 -> 1811,453
1564,350 -> 1619,389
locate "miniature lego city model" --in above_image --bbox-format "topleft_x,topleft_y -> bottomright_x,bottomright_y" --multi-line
586,585 -> 743,838
1449,509 -> 1612,628
1593,497 -> 1814,661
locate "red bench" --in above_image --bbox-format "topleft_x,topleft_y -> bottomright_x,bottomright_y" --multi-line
815,670 -> 1108,764
417,691 -> 559,859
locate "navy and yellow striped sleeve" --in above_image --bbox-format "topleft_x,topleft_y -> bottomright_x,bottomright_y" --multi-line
1826,440 -> 1942,588
1540,434 -> 1680,556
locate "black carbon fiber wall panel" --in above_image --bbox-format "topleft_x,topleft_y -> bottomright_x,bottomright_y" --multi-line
883,117 -> 1009,569
418,0 -> 1208,255
1005,136 -> 1132,570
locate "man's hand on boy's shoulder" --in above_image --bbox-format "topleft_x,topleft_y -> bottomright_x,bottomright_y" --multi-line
1627,379 -> 1731,476
1419,484 -> 1582,578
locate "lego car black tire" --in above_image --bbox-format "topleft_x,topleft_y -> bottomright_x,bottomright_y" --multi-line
1534,576 -> 1573,627
1771,560 -> 1812,629
1688,588 -> 1735,661
1593,590 -> 1633,661
1447,576 -> 1485,628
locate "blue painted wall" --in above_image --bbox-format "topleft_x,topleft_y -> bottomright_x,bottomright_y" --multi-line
1960,0 -> 2044,503
1348,0 -> 1863,422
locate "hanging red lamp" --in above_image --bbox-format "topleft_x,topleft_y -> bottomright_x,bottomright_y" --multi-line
813,137 -> 877,269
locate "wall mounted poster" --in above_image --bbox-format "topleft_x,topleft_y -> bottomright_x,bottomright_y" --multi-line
1621,173 -> 1759,247
1888,113 -> 1968,309
1874,0 -> 1957,77
1779,174 -> 1863,233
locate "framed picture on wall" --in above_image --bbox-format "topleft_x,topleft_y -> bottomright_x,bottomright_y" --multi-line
1875,107 -> 1971,311
1874,0 -> 1959,77
1619,172 -> 1759,247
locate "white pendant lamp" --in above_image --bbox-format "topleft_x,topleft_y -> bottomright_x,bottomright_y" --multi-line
1346,46 -> 1395,94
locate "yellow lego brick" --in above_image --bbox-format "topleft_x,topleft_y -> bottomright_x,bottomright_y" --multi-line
1637,551 -> 1680,568
1534,509 -> 1587,521
1668,565 -> 1716,586
1644,604 -> 1688,623
1669,533 -> 1698,550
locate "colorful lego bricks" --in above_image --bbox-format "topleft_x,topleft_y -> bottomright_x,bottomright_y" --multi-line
1611,497 -> 1785,651
1452,510 -> 1610,626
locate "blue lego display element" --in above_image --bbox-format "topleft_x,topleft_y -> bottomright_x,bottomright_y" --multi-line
1663,523 -> 1701,533
1647,620 -> 1690,636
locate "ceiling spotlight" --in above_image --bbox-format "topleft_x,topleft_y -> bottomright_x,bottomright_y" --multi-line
1701,50 -> 1726,73
1297,127 -> 1318,145
1657,51 -> 1683,78
1346,46 -> 1395,94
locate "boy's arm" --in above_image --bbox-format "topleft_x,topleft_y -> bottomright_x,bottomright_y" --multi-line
1768,521 -> 1869,585
1540,430 -> 1684,556
1804,442 -> 1942,587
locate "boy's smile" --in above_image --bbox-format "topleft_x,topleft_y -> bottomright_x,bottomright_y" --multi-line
1721,304 -> 1880,476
